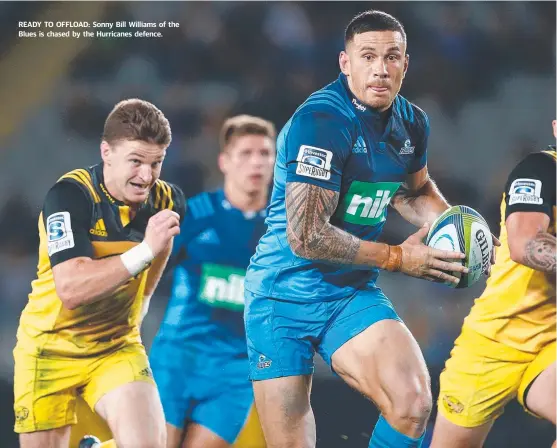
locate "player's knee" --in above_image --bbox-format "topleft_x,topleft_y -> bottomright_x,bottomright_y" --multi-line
115,427 -> 165,448
388,383 -> 432,428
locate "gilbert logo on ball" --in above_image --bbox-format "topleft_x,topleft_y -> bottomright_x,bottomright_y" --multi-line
426,205 -> 493,288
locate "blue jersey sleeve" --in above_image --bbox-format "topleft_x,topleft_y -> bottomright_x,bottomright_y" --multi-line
408,109 -> 430,174
285,111 -> 353,192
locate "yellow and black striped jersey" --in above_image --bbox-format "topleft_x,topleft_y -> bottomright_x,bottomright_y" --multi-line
16,163 -> 185,357
465,149 -> 556,353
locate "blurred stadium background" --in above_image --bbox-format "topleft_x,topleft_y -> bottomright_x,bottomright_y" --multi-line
0,1 -> 555,447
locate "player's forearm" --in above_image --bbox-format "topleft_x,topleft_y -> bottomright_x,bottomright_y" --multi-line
53,256 -> 136,309
285,182 -> 399,269
144,243 -> 172,297
519,232 -> 556,274
392,179 -> 449,227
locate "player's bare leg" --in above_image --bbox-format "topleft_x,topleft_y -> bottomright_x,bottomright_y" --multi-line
525,362 -> 556,424
429,413 -> 493,448
332,320 -> 432,441
525,362 -> 556,448
95,381 -> 166,448
166,423 -> 185,448
252,375 -> 315,448
20,426 -> 71,448
182,422 -> 230,448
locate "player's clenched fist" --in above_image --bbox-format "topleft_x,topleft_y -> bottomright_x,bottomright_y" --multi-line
143,209 -> 181,257
398,223 -> 468,286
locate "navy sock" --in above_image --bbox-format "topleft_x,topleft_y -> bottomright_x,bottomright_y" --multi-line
369,414 -> 425,447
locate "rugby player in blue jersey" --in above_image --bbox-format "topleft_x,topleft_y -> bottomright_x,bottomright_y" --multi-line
149,115 -> 276,448
244,10 -> 476,448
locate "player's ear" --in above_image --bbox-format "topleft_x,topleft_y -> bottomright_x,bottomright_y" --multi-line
552,120 -> 557,139
339,51 -> 350,75
402,53 -> 409,79
218,151 -> 228,175
100,141 -> 112,165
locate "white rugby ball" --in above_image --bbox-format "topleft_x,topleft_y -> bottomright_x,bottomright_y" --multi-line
426,205 -> 493,288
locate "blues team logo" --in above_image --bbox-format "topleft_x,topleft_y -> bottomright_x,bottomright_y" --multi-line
257,354 -> 272,369
295,145 -> 333,180
509,178 -> 542,205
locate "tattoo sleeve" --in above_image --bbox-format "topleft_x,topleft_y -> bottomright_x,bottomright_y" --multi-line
523,232 -> 556,274
285,182 -> 360,264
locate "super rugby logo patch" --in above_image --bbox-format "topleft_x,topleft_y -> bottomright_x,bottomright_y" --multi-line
509,178 -> 543,205
46,212 -> 75,256
295,145 -> 333,180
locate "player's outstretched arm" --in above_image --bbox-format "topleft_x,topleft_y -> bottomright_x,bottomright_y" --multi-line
285,182 -> 467,284
507,212 -> 556,274
391,166 -> 450,227
54,209 -> 180,309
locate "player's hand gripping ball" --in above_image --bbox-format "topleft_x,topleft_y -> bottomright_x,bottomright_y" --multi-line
426,205 -> 493,288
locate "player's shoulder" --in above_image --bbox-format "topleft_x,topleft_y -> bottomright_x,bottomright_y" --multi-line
55,166 -> 101,204
394,95 -> 429,130
294,80 -> 357,126
185,189 -> 221,221
151,179 -> 186,216
513,149 -> 556,172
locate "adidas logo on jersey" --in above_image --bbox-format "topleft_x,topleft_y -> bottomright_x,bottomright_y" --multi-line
89,219 -> 108,237
352,136 -> 367,154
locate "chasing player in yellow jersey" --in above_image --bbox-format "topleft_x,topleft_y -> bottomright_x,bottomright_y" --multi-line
431,121 -> 557,448
13,99 -> 185,448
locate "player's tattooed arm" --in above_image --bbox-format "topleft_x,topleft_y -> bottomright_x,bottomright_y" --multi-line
285,182 -> 400,269
507,212 -> 555,273
523,232 -> 556,274
286,182 -> 360,264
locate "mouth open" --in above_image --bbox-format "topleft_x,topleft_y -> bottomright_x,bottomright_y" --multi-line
130,182 -> 149,192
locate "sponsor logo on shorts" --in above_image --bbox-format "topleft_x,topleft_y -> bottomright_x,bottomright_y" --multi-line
89,218 -> 108,237
509,178 -> 543,205
199,264 -> 246,311
257,355 -> 272,369
15,406 -> 29,422
340,181 -> 401,225
295,145 -> 333,181
442,395 -> 464,414
47,211 -> 75,256
139,367 -> 153,378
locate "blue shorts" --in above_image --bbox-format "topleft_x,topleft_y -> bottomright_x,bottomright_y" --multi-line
149,343 -> 254,444
244,286 -> 401,380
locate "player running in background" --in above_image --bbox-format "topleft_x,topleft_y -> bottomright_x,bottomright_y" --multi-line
431,122 -> 557,448
149,115 -> 276,448
14,99 -> 185,448
242,10 -> 495,448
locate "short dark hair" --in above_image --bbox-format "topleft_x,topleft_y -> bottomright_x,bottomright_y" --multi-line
102,98 -> 172,146
345,10 -> 406,46
219,115 -> 276,151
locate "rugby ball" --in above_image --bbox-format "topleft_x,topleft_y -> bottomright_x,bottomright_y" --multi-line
426,205 -> 493,288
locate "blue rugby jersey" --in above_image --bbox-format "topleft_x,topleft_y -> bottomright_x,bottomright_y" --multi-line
245,73 -> 429,302
152,189 -> 267,372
